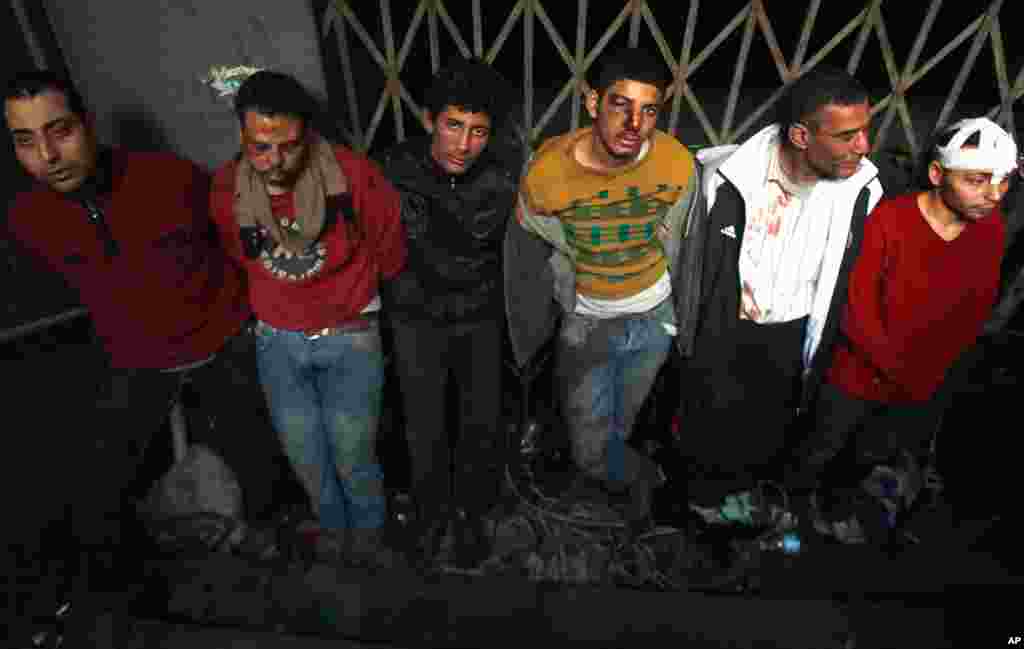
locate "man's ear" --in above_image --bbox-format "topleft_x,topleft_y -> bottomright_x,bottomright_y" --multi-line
927,160 -> 945,188
422,110 -> 434,133
585,89 -> 600,120
788,122 -> 810,150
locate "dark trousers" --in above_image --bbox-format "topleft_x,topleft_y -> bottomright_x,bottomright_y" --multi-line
70,329 -> 280,590
390,317 -> 505,517
796,382 -> 943,496
679,317 -> 806,506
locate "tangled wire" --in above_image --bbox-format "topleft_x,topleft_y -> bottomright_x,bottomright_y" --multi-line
477,452 -> 759,592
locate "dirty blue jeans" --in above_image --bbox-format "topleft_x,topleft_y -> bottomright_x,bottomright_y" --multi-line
556,299 -> 674,487
254,318 -> 386,531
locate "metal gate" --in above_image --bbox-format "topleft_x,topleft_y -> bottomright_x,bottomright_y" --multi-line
322,0 -> 1021,156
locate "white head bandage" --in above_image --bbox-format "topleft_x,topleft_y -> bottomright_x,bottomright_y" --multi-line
936,117 -> 1018,185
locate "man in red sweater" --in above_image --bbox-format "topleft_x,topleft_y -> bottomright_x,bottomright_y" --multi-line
798,117 -> 1016,542
209,71 -> 406,565
4,69 -> 280,639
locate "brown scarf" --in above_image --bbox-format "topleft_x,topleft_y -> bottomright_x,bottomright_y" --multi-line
233,133 -> 347,255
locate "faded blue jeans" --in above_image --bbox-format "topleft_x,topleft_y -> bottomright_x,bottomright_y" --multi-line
556,299 -> 674,487
254,319 -> 386,531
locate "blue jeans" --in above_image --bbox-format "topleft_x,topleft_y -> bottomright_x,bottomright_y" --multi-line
556,300 -> 673,486
254,319 -> 386,530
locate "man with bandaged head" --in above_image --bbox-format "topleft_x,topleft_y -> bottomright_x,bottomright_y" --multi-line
802,117 -> 1016,541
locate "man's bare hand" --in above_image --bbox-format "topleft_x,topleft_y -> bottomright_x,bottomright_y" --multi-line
657,222 -> 671,244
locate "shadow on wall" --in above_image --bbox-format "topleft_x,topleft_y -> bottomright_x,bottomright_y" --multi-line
110,107 -> 172,153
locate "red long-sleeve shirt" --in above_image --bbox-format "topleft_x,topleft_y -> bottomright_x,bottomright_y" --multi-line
6,150 -> 249,369
210,146 -> 406,330
827,192 -> 1004,403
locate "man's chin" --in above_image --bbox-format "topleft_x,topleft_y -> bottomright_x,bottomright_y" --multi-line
47,175 -> 86,193
962,207 -> 995,221
606,141 -> 645,164
441,156 -> 476,175
833,159 -> 863,179
262,173 -> 296,190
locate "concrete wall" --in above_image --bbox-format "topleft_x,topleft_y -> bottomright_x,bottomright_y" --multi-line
40,0 -> 327,171
1,1 -> 327,333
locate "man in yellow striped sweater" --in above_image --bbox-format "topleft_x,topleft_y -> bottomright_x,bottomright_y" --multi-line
511,47 -> 699,531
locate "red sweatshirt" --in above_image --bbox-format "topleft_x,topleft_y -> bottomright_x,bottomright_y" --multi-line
827,192 -> 1004,402
6,150 -> 250,369
210,146 -> 406,330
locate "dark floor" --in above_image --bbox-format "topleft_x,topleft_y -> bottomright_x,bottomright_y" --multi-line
3,315 -> 1022,648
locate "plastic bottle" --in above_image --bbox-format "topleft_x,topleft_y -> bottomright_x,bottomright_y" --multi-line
759,529 -> 802,555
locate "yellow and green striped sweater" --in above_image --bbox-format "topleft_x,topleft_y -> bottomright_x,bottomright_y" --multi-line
523,127 -> 695,300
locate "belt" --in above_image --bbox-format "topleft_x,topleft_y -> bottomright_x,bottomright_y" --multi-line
302,312 -> 378,339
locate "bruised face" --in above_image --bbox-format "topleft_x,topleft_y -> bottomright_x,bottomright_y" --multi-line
801,100 -> 872,180
586,79 -> 662,168
930,163 -> 1009,222
6,89 -> 98,193
240,110 -> 309,192
429,105 -> 492,175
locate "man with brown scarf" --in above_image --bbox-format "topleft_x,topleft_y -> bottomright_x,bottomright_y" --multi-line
209,70 -> 406,565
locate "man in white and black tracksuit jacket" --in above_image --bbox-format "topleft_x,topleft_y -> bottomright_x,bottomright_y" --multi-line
673,66 -> 886,512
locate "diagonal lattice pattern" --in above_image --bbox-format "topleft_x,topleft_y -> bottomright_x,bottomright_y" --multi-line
323,1 -> 1022,156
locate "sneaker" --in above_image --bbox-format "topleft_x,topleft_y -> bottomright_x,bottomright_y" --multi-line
823,516 -> 867,545
689,483 -> 793,529
809,492 -> 866,544
860,452 -> 924,516
690,493 -> 755,526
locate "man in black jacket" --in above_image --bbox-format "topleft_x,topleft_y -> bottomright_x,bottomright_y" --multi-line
677,66 -> 885,524
379,58 -> 520,569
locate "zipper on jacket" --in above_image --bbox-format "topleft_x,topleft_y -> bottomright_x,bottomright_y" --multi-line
83,200 -> 121,258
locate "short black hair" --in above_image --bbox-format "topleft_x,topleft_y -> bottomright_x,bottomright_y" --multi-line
593,47 -> 671,97
233,70 -> 318,127
776,65 -> 869,137
424,57 -> 509,124
4,69 -> 88,118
